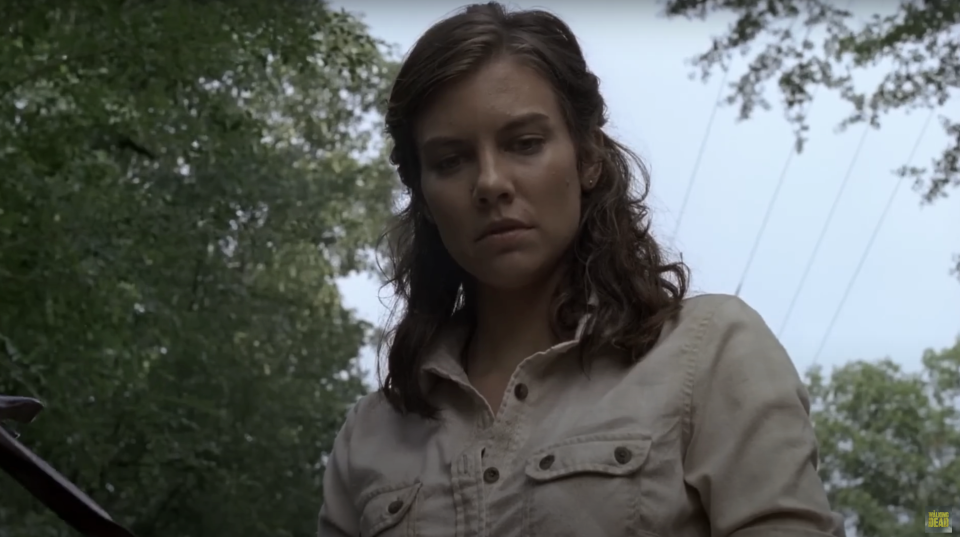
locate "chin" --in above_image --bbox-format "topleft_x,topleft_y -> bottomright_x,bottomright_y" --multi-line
472,257 -> 554,291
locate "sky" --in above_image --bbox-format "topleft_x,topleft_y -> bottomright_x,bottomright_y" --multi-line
331,1 -> 960,386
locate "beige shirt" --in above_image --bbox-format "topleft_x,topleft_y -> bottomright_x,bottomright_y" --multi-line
318,294 -> 846,537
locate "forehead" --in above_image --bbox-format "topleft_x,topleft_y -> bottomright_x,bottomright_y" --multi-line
415,58 -> 563,143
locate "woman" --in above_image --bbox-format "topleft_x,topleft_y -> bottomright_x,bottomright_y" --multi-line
319,3 -> 845,537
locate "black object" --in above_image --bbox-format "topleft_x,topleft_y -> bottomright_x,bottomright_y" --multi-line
0,395 -> 138,537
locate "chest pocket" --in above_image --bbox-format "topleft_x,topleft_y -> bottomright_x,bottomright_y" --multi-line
523,431 -> 657,537
358,481 -> 422,537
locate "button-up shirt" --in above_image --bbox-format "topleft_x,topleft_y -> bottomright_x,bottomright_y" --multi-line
318,294 -> 847,537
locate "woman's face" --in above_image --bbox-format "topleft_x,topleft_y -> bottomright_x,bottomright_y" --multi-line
415,57 -> 595,291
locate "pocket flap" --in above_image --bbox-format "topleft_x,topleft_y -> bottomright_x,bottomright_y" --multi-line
359,481 -> 422,536
525,431 -> 652,483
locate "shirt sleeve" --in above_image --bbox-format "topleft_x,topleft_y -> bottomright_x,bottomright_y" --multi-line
683,296 -> 847,537
318,405 -> 360,537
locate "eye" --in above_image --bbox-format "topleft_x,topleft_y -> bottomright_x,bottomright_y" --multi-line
511,136 -> 544,155
434,155 -> 463,173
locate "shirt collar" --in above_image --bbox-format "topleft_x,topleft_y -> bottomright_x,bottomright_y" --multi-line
417,297 -> 597,394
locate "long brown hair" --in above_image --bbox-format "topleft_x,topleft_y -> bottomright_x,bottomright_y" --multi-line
379,2 -> 690,418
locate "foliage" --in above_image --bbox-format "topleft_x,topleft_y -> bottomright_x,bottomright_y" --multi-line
806,338 -> 960,536
0,1 -> 394,536
659,0 -> 959,274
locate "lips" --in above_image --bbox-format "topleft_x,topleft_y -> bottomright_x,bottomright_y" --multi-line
477,219 -> 532,241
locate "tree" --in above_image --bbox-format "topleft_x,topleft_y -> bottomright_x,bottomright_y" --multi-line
0,1 -> 395,536
660,0 -> 959,274
805,338 -> 960,536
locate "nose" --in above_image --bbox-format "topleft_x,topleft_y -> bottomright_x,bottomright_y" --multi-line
471,148 -> 514,207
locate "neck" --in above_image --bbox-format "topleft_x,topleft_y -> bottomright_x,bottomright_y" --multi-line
465,269 -> 564,378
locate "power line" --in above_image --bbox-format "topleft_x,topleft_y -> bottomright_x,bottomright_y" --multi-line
731,4 -> 855,298
671,69 -> 729,240
732,119 -> 812,298
774,122 -> 871,334
811,109 -> 936,364
732,24 -> 819,298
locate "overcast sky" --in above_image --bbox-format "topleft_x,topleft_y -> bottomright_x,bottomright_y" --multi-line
331,1 -> 960,385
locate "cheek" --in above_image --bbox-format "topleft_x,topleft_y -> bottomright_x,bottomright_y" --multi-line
538,165 -> 582,237
555,188 -> 582,243
422,186 -> 472,248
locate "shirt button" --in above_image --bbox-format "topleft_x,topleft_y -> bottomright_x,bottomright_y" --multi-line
483,467 -> 500,484
614,446 -> 632,464
538,454 -> 555,470
513,383 -> 529,401
387,499 -> 404,514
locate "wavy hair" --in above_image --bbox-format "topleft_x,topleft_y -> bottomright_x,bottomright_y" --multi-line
379,2 -> 690,418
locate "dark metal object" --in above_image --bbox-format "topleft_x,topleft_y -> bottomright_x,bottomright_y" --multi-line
0,395 -> 138,537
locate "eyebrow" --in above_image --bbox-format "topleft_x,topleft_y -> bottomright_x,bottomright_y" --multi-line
500,111 -> 552,132
419,111 -> 552,154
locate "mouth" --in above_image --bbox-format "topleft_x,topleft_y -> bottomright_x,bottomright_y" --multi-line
477,220 -> 533,241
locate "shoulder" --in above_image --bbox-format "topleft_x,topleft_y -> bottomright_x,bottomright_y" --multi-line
658,293 -> 773,351
341,390 -> 400,437
676,292 -> 765,328
683,292 -> 787,358
674,293 -> 806,402
338,389 -> 430,456
667,293 -> 777,349
329,390 -> 408,482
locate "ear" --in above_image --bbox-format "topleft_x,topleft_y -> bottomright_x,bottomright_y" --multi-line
579,130 -> 604,192
580,158 -> 601,192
